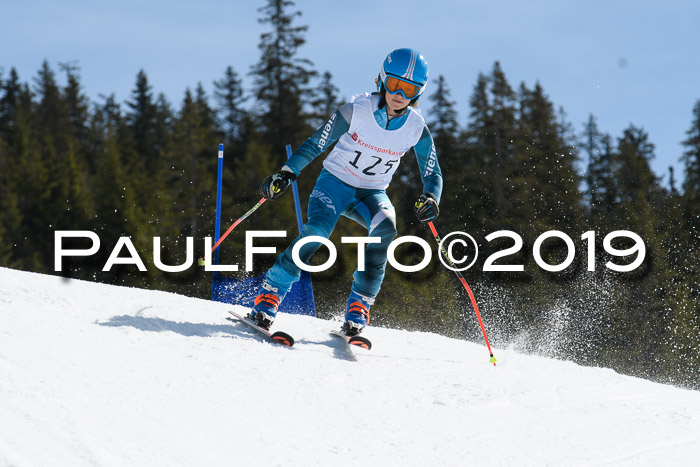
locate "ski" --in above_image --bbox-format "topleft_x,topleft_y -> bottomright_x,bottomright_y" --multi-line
227,310 -> 295,347
330,329 -> 372,350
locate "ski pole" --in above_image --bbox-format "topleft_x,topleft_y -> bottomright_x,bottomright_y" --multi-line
198,197 -> 267,265
427,221 -> 497,366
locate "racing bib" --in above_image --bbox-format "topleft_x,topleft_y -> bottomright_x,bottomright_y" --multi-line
323,93 -> 425,189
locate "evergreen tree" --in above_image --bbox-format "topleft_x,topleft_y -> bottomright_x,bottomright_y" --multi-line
426,75 -> 471,229
613,125 -> 660,226
682,100 -> 700,193
515,82 -> 582,235
464,63 -> 519,233
489,62 -> 519,226
668,166 -> 679,196
154,92 -> 174,156
677,99 -> 700,365
428,75 -> 460,144
194,83 -> 218,139
58,62 -> 92,226
59,62 -> 90,146
582,115 -> 617,229
28,61 -> 90,270
166,87 -> 219,237
309,71 -> 341,128
124,72 -> 173,244
600,125 -> 671,380
250,0 -> 317,154
33,61 -> 70,146
655,159 -> 698,387
0,138 -> 18,265
681,100 -> 700,245
0,69 -> 26,267
126,70 -> 163,170
0,68 -> 22,141
213,66 -> 247,151
88,96 -> 138,280
0,71 -> 35,270
97,94 -> 123,131
462,72 -> 494,232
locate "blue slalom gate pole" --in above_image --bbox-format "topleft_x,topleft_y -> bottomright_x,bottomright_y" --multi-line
286,144 -> 316,313
213,143 -> 224,278
208,143 -> 315,316
285,144 -> 304,234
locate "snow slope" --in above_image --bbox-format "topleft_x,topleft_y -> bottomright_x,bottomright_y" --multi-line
1,267 -> 699,467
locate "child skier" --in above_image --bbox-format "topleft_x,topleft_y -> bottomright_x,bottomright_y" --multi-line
250,48 -> 443,336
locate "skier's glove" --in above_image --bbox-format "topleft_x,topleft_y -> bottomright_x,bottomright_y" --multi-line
414,193 -> 439,223
260,169 -> 296,200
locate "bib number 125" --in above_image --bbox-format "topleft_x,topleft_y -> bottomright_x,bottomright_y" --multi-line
349,150 -> 396,176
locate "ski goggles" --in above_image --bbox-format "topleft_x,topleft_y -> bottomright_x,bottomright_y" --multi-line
384,75 -> 423,99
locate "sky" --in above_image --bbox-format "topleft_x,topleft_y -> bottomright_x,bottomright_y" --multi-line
2,0 -> 699,185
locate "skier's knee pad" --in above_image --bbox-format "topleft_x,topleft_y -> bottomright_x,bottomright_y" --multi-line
370,215 -> 397,245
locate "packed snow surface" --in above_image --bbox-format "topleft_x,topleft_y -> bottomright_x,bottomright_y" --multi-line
1,267 -> 699,466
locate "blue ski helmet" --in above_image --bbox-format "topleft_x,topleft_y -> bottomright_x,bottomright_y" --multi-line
378,48 -> 429,103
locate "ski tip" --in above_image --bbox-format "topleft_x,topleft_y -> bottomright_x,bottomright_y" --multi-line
271,332 -> 294,347
330,330 -> 372,350
348,336 -> 372,350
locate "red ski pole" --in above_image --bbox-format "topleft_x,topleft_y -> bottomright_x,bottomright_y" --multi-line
427,221 -> 497,366
198,197 -> 267,265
